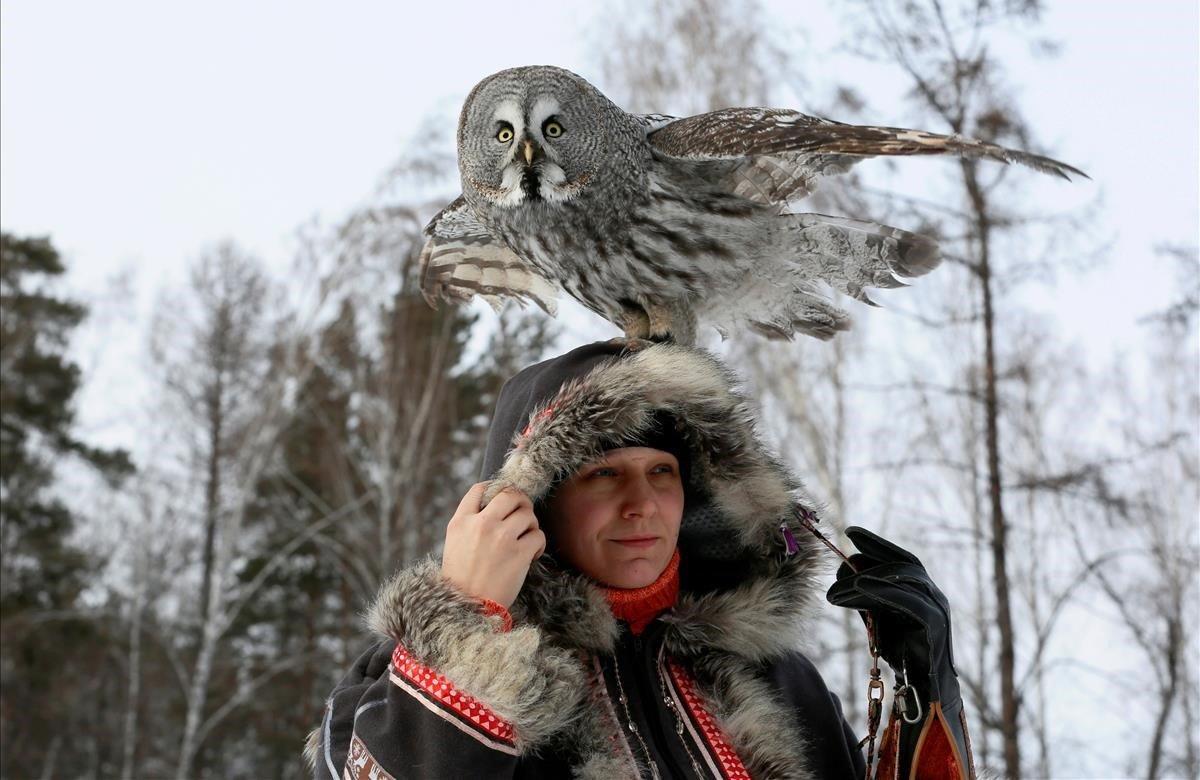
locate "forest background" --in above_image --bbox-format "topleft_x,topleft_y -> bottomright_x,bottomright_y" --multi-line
1,1 -> 1197,778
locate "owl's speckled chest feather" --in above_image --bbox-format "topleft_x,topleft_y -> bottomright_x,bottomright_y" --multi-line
475,167 -> 770,319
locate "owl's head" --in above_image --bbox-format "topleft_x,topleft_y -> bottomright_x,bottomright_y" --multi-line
457,66 -> 610,208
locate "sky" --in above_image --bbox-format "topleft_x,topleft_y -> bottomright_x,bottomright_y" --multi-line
2,0 -> 1197,450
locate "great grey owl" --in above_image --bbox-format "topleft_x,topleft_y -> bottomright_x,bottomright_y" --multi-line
419,65 -> 1085,344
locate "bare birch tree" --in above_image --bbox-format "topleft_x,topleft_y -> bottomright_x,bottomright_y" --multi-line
114,463 -> 193,780
145,241 -> 320,779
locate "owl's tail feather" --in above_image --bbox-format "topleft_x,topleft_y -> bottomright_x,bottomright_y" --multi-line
420,243 -> 560,316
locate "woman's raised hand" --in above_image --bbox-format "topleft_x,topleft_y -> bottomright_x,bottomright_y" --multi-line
440,482 -> 547,609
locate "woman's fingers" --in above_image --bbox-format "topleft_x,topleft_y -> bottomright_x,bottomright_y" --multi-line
456,481 -> 489,514
509,508 -> 541,540
502,490 -> 534,521
479,486 -> 529,522
519,528 -> 547,560
442,482 -> 541,609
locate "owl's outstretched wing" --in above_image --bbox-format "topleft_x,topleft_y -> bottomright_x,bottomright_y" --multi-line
644,108 -> 1087,206
419,196 -> 559,315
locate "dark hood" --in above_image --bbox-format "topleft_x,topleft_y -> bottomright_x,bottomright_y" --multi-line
478,341 -> 828,664
480,340 -> 630,483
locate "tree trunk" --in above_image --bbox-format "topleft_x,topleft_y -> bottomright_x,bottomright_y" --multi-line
199,371 -> 224,637
1146,614 -> 1182,779
963,159 -> 1021,778
177,575 -> 221,780
182,354 -> 226,779
121,583 -> 144,780
1183,655 -> 1198,779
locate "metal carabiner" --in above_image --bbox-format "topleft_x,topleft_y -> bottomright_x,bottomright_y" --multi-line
896,659 -> 924,724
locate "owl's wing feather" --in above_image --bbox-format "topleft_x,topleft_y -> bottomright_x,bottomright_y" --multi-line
646,108 -> 1087,204
632,113 -> 679,133
419,196 -> 559,315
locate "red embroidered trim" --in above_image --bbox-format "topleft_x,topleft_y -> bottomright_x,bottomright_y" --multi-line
666,658 -> 751,780
390,644 -> 516,746
477,597 -> 513,632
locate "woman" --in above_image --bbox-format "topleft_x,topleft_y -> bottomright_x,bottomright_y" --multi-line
309,341 -> 972,779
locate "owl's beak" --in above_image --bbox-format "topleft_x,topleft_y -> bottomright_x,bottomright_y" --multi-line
523,140 -> 535,165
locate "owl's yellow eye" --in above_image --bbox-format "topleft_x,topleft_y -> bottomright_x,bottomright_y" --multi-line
543,120 -> 564,138
496,125 -> 514,143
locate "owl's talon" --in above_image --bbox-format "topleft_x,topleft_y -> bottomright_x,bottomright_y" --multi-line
617,305 -> 651,341
607,336 -> 653,352
645,304 -> 683,343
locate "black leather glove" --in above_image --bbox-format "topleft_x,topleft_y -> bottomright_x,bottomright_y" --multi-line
826,526 -> 958,704
826,527 -> 974,779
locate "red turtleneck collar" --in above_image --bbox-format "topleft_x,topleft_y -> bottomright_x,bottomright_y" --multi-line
599,550 -> 681,635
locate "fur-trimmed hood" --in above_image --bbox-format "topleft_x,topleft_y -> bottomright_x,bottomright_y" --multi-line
362,341 -> 843,779
480,340 -> 827,663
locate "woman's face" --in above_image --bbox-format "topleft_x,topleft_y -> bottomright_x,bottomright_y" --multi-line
544,447 -> 684,589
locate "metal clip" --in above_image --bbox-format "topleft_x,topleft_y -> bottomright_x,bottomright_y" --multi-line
896,660 -> 924,724
866,677 -> 885,724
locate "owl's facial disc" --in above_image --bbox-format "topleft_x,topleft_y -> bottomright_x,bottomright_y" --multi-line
480,95 -> 589,208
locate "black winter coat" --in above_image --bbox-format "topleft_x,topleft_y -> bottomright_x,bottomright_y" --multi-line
309,341 -> 867,779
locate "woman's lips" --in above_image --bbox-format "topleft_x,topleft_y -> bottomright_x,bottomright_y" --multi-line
612,537 -> 658,548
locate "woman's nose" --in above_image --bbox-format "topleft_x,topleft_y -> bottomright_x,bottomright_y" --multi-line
620,477 -> 657,519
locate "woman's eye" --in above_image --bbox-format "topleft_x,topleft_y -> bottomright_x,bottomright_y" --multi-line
589,467 -> 617,478
651,464 -> 675,475
496,125 -> 514,143
543,120 -> 564,138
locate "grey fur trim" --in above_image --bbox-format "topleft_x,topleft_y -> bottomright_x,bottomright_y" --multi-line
663,554 -> 827,663
511,561 -> 619,654
365,558 -> 588,751
692,655 -> 814,779
557,657 -> 641,780
302,725 -> 321,773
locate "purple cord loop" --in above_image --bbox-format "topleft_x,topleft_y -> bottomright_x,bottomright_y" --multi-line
779,521 -> 801,556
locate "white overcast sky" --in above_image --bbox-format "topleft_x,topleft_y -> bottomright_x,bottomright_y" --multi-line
1,0 -> 1197,452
